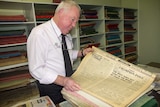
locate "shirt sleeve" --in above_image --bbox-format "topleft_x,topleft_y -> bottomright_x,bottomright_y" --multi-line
27,28 -> 57,84
66,34 -> 79,61
72,50 -> 79,61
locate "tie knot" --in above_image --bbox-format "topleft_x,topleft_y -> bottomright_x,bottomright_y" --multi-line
62,34 -> 65,42
61,34 -> 65,36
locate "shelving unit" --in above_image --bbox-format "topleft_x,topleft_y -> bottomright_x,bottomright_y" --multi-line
0,1 -> 35,70
72,4 -> 106,69
0,1 -> 36,94
78,4 -> 105,50
124,8 -> 138,63
34,3 -> 58,25
0,1 -> 138,94
104,6 -> 123,58
103,6 -> 138,63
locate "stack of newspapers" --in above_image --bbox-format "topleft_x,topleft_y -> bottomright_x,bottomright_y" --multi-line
61,47 -> 158,107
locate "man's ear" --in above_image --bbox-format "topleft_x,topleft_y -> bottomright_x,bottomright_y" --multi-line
58,8 -> 64,16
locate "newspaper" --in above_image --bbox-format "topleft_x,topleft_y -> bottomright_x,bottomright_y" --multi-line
12,96 -> 56,107
62,46 -> 156,107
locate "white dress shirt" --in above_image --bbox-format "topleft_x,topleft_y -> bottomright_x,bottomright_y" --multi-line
27,19 -> 78,84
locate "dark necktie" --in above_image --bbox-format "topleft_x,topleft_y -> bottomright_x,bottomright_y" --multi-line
62,35 -> 73,77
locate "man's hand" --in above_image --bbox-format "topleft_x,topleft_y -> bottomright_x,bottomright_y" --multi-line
63,77 -> 80,91
54,75 -> 80,92
83,47 -> 93,56
78,47 -> 93,58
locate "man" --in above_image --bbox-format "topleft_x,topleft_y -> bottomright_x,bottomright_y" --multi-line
27,0 -> 92,105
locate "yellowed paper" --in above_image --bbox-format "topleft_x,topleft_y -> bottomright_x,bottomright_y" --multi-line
12,96 -> 55,107
68,47 -> 156,107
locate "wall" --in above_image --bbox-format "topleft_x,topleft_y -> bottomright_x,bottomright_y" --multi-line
138,0 -> 160,64
121,0 -> 138,9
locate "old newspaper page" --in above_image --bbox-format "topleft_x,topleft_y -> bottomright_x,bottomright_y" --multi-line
12,96 -> 56,107
62,46 -> 156,107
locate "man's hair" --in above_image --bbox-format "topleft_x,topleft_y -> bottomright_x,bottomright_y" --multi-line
55,0 -> 81,13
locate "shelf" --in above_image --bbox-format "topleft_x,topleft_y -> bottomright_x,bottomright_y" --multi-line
124,40 -> 137,44
0,22 -> 35,25
0,43 -> 26,48
0,62 -> 28,71
80,33 -> 104,38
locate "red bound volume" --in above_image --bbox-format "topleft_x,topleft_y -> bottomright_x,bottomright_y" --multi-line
53,0 -> 61,3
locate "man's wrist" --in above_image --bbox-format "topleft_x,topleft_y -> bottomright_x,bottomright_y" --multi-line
81,49 -> 84,57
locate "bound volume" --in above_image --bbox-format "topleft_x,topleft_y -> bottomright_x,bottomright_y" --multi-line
61,46 -> 156,107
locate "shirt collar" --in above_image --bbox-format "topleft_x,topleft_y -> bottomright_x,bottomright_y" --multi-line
50,19 -> 72,41
50,19 -> 61,38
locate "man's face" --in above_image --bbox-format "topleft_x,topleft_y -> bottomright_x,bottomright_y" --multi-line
60,6 -> 80,34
